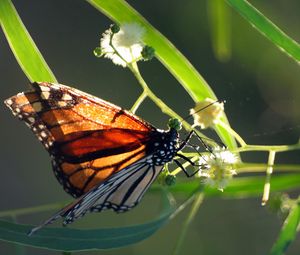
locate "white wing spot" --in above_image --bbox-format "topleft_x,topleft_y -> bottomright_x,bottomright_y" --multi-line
58,101 -> 67,107
41,131 -> 47,138
5,99 -> 13,105
41,91 -> 50,99
28,117 -> 35,123
62,93 -> 73,101
41,86 -> 51,92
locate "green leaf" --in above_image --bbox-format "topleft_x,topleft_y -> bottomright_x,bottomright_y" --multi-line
270,202 -> 300,255
0,0 -> 57,82
225,0 -> 300,62
151,174 -> 300,198
0,194 -> 175,252
86,0 -> 237,149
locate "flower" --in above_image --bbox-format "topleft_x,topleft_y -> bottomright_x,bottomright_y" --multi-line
100,23 -> 145,67
198,147 -> 238,191
190,98 -> 224,129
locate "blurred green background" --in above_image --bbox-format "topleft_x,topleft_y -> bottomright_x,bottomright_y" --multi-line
1,0 -> 300,254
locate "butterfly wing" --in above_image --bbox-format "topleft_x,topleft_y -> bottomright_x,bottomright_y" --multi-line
5,82 -> 156,197
29,158 -> 163,236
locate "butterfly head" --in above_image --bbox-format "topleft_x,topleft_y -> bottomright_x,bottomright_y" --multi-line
168,118 -> 182,131
166,118 -> 181,143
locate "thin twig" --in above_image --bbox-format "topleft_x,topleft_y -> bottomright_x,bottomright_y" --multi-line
262,151 -> 276,205
172,192 -> 204,255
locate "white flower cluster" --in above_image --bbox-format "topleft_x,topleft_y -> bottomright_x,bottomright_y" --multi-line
100,23 -> 145,67
190,98 -> 224,129
198,147 -> 238,191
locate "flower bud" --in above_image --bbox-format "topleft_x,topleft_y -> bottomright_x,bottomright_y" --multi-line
93,47 -> 102,57
141,45 -> 155,60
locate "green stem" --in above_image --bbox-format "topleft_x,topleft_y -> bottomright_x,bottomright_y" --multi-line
262,150 -> 276,205
173,192 -> 204,255
171,153 -> 300,176
108,32 -> 195,132
180,142 -> 300,155
236,143 -> 300,153
130,90 -> 148,113
170,185 -> 204,218
236,163 -> 300,173
218,120 -> 247,146
207,0 -> 232,62
128,61 -> 193,131
171,159 -> 300,176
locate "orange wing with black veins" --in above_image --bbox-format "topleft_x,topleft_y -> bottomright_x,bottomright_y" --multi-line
5,82 -> 156,197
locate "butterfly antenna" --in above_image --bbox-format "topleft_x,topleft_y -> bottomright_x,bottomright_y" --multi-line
179,99 -> 226,148
181,99 -> 225,122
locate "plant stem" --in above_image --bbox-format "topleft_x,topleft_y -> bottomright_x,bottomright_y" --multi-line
171,159 -> 300,176
236,163 -> 300,173
262,151 -> 276,205
237,143 -> 300,153
128,62 -> 194,131
218,120 -> 247,146
173,192 -> 204,255
130,90 -> 148,113
109,33 -> 196,132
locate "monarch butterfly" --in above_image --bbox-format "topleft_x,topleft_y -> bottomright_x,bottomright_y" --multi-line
5,82 -> 200,235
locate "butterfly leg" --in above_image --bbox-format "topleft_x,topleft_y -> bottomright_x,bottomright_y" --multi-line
175,130 -> 213,177
174,153 -> 208,178
177,130 -> 194,151
177,130 -> 211,152
178,130 -> 226,157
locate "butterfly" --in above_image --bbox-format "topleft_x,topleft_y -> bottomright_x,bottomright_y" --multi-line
4,82 -> 200,235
